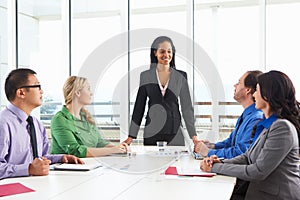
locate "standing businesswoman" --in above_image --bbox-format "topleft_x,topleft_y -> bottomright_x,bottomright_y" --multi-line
123,36 -> 198,146
201,70 -> 300,200
51,76 -> 128,158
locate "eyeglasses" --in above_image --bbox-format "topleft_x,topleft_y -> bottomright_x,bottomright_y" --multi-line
18,85 -> 42,90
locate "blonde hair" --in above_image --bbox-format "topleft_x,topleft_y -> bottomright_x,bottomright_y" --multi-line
63,76 -> 96,125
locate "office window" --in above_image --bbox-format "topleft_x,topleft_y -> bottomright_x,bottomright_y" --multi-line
72,0 -> 127,142
266,1 -> 300,100
72,0 -> 125,74
0,0 -> 9,108
18,0 -> 68,125
194,0 -> 260,140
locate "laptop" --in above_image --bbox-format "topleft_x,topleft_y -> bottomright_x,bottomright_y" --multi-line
181,126 -> 204,160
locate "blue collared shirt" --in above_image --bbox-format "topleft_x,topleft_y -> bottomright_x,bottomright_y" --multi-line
208,103 -> 263,158
0,103 -> 63,179
251,114 -> 278,145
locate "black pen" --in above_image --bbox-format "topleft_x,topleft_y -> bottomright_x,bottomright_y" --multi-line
218,157 -> 225,163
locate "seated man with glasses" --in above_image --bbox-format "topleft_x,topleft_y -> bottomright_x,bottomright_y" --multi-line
0,68 -> 84,179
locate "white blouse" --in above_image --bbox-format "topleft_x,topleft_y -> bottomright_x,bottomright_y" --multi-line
156,69 -> 169,96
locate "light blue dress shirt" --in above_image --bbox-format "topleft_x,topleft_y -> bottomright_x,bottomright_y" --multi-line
0,103 -> 63,179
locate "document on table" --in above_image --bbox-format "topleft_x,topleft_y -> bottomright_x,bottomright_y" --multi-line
51,159 -> 102,171
0,183 -> 35,197
177,166 -> 216,177
165,166 -> 216,177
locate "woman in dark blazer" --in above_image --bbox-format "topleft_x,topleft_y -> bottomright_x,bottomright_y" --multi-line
123,36 -> 198,146
201,70 -> 300,200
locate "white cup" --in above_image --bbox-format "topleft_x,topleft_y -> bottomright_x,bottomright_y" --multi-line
157,141 -> 167,152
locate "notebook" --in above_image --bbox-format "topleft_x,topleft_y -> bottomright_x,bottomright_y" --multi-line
51,160 -> 102,171
165,166 -> 215,177
0,183 -> 35,197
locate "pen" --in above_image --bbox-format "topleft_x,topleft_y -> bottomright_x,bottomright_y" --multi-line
206,157 -> 224,166
218,158 -> 225,163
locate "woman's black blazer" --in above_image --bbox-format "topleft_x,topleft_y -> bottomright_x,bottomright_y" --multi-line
128,67 -> 197,145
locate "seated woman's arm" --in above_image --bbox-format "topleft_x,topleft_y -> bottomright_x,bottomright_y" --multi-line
86,144 -> 127,157
51,114 -> 127,157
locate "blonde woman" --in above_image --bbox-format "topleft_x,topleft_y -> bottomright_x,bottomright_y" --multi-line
51,76 -> 127,157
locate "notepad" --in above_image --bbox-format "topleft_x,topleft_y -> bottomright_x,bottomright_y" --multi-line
177,166 -> 216,177
0,183 -> 35,197
52,162 -> 102,171
165,166 -> 216,177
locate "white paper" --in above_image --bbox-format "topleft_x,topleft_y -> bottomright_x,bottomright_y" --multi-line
176,166 -> 216,176
52,162 -> 102,171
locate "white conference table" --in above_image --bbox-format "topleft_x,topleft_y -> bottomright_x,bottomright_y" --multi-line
0,146 -> 236,200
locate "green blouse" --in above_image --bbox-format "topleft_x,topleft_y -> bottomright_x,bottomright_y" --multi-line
51,106 -> 109,157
